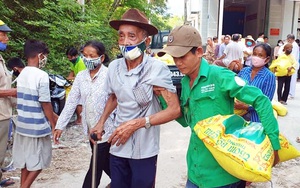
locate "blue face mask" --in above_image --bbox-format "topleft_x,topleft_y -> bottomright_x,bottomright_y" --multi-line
119,39 -> 147,60
246,41 -> 252,47
0,42 -> 7,51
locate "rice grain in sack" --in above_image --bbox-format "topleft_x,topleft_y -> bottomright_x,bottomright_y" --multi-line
194,114 -> 274,182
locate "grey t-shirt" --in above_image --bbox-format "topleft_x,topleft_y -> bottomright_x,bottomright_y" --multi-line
106,54 -> 176,159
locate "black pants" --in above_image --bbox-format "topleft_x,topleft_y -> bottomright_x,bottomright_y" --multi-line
82,141 -> 111,188
277,76 -> 291,102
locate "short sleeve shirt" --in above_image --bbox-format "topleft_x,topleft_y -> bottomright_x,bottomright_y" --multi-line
176,59 -> 280,187
16,67 -> 52,137
0,55 -> 12,120
70,57 -> 86,75
106,54 -> 175,159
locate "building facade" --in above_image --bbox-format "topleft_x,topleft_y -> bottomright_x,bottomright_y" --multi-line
186,0 -> 300,46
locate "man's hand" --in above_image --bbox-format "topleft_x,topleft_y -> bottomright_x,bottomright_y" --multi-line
273,150 -> 280,166
53,129 -> 63,144
108,118 -> 144,146
234,100 -> 249,110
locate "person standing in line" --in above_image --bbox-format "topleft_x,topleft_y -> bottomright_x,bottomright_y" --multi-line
54,41 -> 113,188
12,39 -> 56,188
243,35 -> 256,67
273,40 -> 284,59
236,43 -> 276,122
0,20 -> 16,187
66,47 -> 86,125
285,34 -> 299,99
158,25 -> 280,188
269,43 -> 296,105
91,8 -> 181,188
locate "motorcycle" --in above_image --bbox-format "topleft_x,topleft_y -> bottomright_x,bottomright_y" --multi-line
49,74 -> 72,115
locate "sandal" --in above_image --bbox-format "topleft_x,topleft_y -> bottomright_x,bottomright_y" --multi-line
296,137 -> 300,143
0,178 -> 15,187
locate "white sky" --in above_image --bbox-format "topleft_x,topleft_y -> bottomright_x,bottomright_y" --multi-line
167,0 -> 184,16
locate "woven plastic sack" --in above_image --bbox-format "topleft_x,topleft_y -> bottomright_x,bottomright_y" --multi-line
278,134 -> 300,162
194,114 -> 274,182
272,101 -> 287,116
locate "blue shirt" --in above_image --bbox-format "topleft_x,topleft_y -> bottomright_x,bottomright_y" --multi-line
238,66 -> 276,122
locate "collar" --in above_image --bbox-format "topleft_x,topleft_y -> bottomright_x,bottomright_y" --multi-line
122,53 -> 148,76
182,58 -> 209,87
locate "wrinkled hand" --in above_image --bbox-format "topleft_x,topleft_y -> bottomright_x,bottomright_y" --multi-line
108,118 -> 143,146
273,150 -> 280,167
90,124 -> 105,145
53,129 -> 63,144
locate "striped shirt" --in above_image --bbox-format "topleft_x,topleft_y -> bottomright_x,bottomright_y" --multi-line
16,66 -> 52,137
238,66 -> 276,122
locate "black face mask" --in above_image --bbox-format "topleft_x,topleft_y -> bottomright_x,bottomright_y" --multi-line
70,57 -> 78,64
13,70 -> 20,77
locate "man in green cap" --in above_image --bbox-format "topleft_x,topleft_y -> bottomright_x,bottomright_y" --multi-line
0,19 -> 16,186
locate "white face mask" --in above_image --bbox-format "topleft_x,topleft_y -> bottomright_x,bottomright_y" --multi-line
38,53 -> 47,69
82,55 -> 103,70
252,56 -> 267,68
119,39 -> 147,60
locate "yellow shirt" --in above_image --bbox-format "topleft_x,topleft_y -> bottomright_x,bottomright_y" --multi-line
269,54 -> 296,76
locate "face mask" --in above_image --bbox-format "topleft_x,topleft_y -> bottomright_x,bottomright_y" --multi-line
278,43 -> 283,47
246,41 -> 252,47
70,57 -> 78,64
119,39 -> 147,60
38,53 -> 48,69
82,55 -> 103,70
252,56 -> 267,67
285,49 -> 292,55
0,42 -> 7,51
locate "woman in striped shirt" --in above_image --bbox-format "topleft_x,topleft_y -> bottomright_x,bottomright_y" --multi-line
235,43 -> 275,122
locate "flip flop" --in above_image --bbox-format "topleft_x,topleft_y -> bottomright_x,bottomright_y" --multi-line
0,178 -> 15,187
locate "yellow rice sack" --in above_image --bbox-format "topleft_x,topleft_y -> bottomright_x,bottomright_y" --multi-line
278,134 -> 300,162
272,101 -> 287,116
194,114 -> 274,182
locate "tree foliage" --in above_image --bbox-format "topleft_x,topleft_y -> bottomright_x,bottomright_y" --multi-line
0,0 -> 177,76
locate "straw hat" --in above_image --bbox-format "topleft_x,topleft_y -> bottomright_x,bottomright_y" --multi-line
245,35 -> 255,42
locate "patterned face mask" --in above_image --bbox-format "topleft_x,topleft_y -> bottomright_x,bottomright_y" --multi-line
82,55 -> 103,70
38,53 -> 48,69
119,38 -> 147,60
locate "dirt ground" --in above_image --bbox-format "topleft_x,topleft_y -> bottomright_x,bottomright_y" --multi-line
2,122 -> 300,188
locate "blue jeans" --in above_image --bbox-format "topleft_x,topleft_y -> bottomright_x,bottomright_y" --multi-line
186,179 -> 246,188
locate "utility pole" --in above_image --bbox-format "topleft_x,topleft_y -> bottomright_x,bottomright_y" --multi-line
184,0 -> 188,24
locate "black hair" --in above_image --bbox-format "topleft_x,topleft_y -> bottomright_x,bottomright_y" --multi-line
213,36 -> 218,41
24,39 -> 49,59
232,34 -> 240,41
258,32 -> 264,37
277,40 -> 283,46
83,40 -> 110,64
263,36 -> 268,40
7,57 -> 25,69
253,43 -> 271,57
66,47 -> 78,56
190,47 -> 198,54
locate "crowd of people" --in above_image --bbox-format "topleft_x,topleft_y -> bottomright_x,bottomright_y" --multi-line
0,7 -> 299,188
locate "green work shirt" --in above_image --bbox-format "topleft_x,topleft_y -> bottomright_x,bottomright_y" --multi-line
70,57 -> 86,76
176,59 -> 280,187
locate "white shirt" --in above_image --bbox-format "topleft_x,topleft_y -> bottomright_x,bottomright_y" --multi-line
55,65 -> 115,140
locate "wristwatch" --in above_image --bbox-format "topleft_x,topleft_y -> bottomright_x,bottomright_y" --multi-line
145,116 -> 151,129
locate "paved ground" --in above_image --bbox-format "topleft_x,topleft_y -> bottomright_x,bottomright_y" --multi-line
33,82 -> 300,188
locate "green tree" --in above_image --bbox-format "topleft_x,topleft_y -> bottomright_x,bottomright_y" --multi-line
0,0 -> 171,76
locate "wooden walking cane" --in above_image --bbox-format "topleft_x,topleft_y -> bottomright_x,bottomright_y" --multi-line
90,133 -> 99,188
